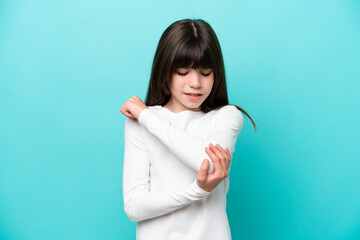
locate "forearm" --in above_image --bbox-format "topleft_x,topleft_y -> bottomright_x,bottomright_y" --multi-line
138,109 -> 215,173
123,179 -> 210,222
138,107 -> 243,173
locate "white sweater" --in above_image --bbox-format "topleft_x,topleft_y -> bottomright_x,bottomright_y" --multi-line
122,104 -> 244,240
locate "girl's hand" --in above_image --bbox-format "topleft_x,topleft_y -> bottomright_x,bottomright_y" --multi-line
120,96 -> 148,120
196,143 -> 231,192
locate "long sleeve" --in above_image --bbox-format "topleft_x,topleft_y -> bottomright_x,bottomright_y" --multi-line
138,105 -> 244,174
122,117 -> 210,222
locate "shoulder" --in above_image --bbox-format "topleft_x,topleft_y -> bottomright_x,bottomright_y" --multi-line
124,118 -> 147,149
126,105 -> 160,129
124,117 -> 144,137
213,104 -> 244,130
218,104 -> 243,120
139,105 -> 166,118
148,105 -> 162,113
125,116 -> 140,128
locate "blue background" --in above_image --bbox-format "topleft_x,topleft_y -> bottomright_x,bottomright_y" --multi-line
1,0 -> 359,239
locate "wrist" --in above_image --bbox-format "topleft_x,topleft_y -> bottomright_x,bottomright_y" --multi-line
196,179 -> 212,193
138,107 -> 150,123
193,179 -> 211,195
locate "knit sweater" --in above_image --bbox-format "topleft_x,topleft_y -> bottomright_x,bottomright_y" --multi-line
122,104 -> 244,240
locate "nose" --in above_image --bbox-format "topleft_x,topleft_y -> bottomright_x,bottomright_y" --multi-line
188,72 -> 201,88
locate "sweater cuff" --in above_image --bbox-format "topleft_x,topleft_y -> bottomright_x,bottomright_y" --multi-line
191,179 -> 211,197
138,108 -> 152,126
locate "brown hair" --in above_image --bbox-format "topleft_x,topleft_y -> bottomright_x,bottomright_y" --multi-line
144,18 -> 258,133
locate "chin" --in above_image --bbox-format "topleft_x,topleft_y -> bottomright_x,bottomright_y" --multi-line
184,103 -> 202,110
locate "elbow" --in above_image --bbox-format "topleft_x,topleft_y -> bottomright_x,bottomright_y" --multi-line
124,205 -> 141,222
124,206 -> 142,222
124,200 -> 146,222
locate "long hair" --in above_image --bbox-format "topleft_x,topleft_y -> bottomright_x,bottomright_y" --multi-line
144,18 -> 258,133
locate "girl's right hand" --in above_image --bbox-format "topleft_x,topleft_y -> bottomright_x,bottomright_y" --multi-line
120,96 -> 148,120
196,143 -> 231,192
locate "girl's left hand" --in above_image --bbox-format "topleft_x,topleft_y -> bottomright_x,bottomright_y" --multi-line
120,96 -> 148,120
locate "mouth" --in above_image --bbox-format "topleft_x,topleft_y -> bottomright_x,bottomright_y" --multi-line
185,93 -> 202,96
184,93 -> 202,100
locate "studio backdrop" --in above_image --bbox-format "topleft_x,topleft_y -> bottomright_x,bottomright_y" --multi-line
0,0 -> 359,239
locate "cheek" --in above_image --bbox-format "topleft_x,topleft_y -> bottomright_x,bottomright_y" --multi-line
171,77 -> 185,92
205,78 -> 214,91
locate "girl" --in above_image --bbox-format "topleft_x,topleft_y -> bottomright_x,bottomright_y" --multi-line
120,18 -> 257,240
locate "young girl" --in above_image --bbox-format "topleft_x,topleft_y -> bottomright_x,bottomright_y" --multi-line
120,18 -> 257,240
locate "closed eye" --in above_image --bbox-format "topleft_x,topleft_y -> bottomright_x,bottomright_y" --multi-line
201,72 -> 211,77
177,71 -> 188,76
177,71 -> 212,76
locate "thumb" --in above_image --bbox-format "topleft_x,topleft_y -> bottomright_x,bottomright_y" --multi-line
197,159 -> 209,181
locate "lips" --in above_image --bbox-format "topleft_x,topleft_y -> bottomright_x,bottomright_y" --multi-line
185,93 -> 202,96
185,92 -> 202,100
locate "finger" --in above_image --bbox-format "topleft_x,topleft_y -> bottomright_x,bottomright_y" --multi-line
197,159 -> 209,182
215,144 -> 230,170
210,144 -> 228,177
225,148 -> 232,173
205,147 -> 221,171
120,104 -> 127,114
123,111 -> 135,119
216,144 -> 230,169
205,145 -> 225,178
215,144 -> 229,176
225,148 -> 232,164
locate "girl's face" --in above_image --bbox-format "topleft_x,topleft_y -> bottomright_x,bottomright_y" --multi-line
165,65 -> 214,113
